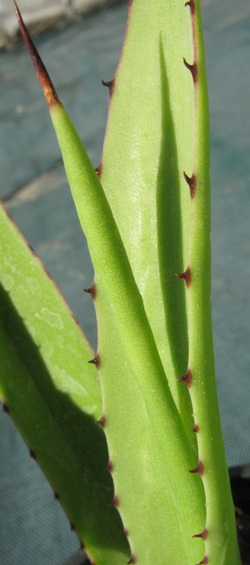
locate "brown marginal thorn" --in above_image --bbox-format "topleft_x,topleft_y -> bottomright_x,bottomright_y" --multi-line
29,448 -> 36,460
95,162 -> 102,178
192,424 -> 200,433
183,171 -> 196,199
14,1 -> 60,107
95,415 -> 106,428
185,0 -> 195,14
2,402 -> 9,414
27,242 -> 35,254
176,368 -> 192,388
102,79 -> 112,87
88,354 -> 100,369
189,460 -> 204,477
193,527 -> 208,541
105,460 -> 113,473
175,266 -> 191,288
127,555 -> 137,564
177,368 -> 192,388
102,78 -> 115,97
54,491 -> 60,500
123,528 -> 129,537
80,540 -> 86,550
196,558 -> 208,565
84,282 -> 96,300
109,494 -> 119,508
183,58 -> 198,84
70,521 -> 76,531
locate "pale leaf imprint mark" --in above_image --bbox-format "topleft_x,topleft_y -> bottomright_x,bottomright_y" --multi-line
35,308 -> 64,329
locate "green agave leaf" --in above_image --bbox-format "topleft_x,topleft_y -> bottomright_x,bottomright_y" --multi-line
95,290 -> 205,565
42,24 -> 206,565
100,0 -> 195,446
99,1 -> 240,561
12,1 -> 241,563
0,202 -> 130,565
180,3 -> 241,563
12,1 -> 206,562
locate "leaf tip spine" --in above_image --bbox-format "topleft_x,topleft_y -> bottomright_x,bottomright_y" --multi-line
196,558 -> 208,565
189,460 -> 204,477
14,1 -> 61,108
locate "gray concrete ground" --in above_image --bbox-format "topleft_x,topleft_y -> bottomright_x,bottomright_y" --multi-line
1,0 -> 250,563
0,0 -> 118,46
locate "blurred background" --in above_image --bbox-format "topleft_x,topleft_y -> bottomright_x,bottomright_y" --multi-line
0,0 -> 250,563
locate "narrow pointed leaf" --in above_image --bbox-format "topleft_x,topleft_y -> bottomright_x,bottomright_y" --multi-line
180,2 -> 241,563
0,202 -> 130,565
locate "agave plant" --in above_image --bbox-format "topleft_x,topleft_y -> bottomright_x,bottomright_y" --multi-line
0,1 -> 242,564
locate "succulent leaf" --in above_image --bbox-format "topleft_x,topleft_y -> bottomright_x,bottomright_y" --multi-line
14,2 -> 207,561
94,290 -> 205,564
3,1 -> 242,564
0,202 -> 130,564
99,0 -> 195,440
180,2 -> 241,562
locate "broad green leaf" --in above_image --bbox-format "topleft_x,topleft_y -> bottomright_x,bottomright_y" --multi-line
99,1 -> 240,561
0,202 -> 130,565
95,290 -> 205,564
47,40 -> 206,565
100,0 -> 195,445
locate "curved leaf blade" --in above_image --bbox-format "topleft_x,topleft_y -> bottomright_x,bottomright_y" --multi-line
99,0 -> 195,444
0,202 -> 130,565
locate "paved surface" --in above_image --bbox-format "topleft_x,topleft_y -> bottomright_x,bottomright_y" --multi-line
0,0 -> 117,46
1,0 -> 250,563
